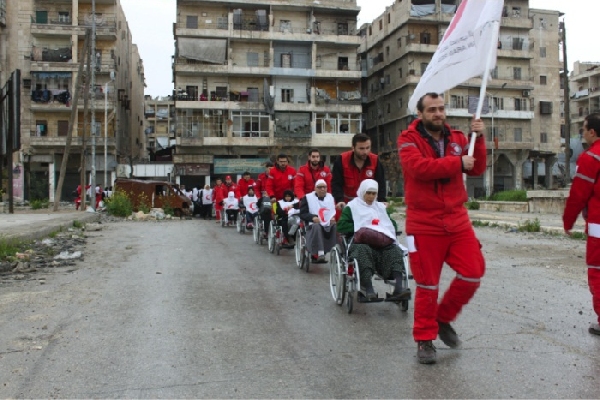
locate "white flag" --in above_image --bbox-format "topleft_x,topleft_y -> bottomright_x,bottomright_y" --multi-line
408,0 -> 504,113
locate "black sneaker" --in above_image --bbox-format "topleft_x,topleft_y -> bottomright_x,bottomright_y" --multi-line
417,341 -> 437,364
362,285 -> 377,300
589,323 -> 600,336
438,321 -> 461,348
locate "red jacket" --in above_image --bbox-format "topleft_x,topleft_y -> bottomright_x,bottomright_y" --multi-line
237,178 -> 256,198
564,140 -> 600,239
223,182 -> 239,198
294,162 -> 332,199
255,172 -> 269,197
266,165 -> 296,200
212,183 -> 227,206
398,119 -> 486,235
331,150 -> 384,203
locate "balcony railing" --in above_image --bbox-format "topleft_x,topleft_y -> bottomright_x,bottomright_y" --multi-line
78,13 -> 116,29
31,12 -> 72,26
175,20 -> 358,36
31,45 -> 72,62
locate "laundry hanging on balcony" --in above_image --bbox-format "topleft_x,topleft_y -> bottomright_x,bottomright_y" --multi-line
177,38 -> 226,64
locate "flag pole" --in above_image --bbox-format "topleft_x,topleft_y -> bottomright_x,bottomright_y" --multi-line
468,20 -> 500,156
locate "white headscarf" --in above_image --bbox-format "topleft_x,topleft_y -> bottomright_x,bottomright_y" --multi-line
315,179 -> 327,189
347,179 -> 396,241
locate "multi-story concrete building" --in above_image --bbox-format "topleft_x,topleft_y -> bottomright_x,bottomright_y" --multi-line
143,96 -> 175,161
1,0 -> 144,202
173,0 -> 362,187
359,0 -> 562,197
569,61 -> 600,138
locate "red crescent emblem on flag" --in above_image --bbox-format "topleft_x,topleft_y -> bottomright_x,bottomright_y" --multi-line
318,207 -> 329,222
442,0 -> 468,43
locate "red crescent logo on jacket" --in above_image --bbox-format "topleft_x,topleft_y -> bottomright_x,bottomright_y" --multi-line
320,172 -> 326,177
288,175 -> 293,180
450,143 -> 462,156
249,202 -> 257,211
318,207 -> 329,222
366,170 -> 373,178
205,195 -> 210,200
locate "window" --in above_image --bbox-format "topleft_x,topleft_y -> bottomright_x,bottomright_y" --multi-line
58,12 -> 70,24
398,97 -> 403,109
35,120 -> 48,137
281,89 -> 294,103
450,95 -> 466,109
513,67 -> 522,80
397,37 -> 402,48
35,10 -> 48,24
491,96 -> 504,110
514,128 -> 522,142
186,85 -> 198,100
512,38 -> 524,50
420,32 -> 431,44
368,26 -> 372,35
337,23 -> 348,35
420,62 -> 428,75
385,46 -> 390,57
186,15 -> 198,29
215,86 -> 227,100
57,120 -> 69,137
540,132 -> 548,143
385,75 -> 390,84
387,13 -> 390,24
540,18 -> 547,28
379,19 -> 382,30
540,101 -> 553,114
514,98 -> 527,111
247,52 -> 259,67
540,47 -> 546,58
338,57 -> 349,70
280,20 -> 291,33
540,75 -> 547,85
512,7 -> 521,17
398,68 -> 403,78
387,103 -> 390,114
491,66 -> 498,79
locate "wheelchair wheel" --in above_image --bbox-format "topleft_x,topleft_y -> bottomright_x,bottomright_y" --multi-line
347,259 -> 359,314
294,230 -> 303,268
268,221 -> 276,253
236,213 -> 242,233
220,212 -> 225,227
253,217 -> 260,243
259,221 -> 265,245
401,299 -> 409,312
329,246 -> 346,306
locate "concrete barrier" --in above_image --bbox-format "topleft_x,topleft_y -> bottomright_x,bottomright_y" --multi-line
477,201 -> 529,213
527,190 -> 568,214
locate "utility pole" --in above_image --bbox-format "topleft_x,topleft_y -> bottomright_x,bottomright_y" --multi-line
89,0 -> 97,210
53,29 -> 91,211
80,40 -> 92,210
561,18 -> 571,185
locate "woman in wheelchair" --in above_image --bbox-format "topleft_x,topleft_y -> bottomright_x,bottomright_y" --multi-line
242,187 -> 259,229
275,190 -> 299,247
298,179 -> 337,263
223,191 -> 239,225
336,179 -> 410,301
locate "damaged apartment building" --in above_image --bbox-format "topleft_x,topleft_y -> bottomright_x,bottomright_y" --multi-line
173,0 -> 362,186
360,0 -> 563,197
2,0 -> 145,202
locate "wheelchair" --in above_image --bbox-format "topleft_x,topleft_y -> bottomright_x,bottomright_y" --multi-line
294,221 -> 310,272
254,199 -> 272,245
329,233 -> 412,313
221,208 -> 238,227
236,208 -> 247,234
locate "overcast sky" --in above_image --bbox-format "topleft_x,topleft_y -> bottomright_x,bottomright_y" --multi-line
120,0 -> 599,98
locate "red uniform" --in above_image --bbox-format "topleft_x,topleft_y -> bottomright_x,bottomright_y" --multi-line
398,119 -> 486,342
266,165 -> 296,200
563,139 -> 600,324
255,172 -> 269,196
212,183 -> 227,220
237,178 -> 256,198
223,182 -> 239,198
331,151 -> 385,203
294,162 -> 332,199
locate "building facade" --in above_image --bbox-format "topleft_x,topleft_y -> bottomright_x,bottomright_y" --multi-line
570,61 -> 600,138
359,0 -> 563,197
173,0 -> 362,186
1,0 -> 144,202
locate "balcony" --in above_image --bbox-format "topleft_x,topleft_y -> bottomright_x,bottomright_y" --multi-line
30,87 -> 116,112
31,12 -> 75,36
77,13 -> 117,40
28,136 -> 117,149
500,16 -> 534,30
445,106 -> 534,120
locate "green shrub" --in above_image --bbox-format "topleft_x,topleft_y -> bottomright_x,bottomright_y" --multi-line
490,190 -> 528,202
30,198 -> 49,210
518,218 -> 540,232
465,201 -> 480,210
0,238 -> 21,259
72,220 -> 84,229
105,190 -> 133,217
570,232 -> 587,240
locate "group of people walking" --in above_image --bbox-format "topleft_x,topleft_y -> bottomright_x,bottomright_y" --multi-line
187,93 -> 600,365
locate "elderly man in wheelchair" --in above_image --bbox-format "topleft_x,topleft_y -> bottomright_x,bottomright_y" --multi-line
336,179 -> 411,301
298,179 -> 337,263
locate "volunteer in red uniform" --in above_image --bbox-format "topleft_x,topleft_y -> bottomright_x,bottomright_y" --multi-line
237,171 -> 256,198
223,175 -> 239,198
563,112 -> 600,337
212,178 -> 227,223
266,154 -> 296,201
294,148 -> 332,199
331,133 -> 386,209
255,161 -> 273,197
398,92 -> 486,364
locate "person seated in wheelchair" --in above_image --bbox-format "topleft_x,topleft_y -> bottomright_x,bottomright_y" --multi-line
274,190 -> 299,247
223,191 -> 239,225
336,179 -> 411,301
257,193 -> 273,238
298,179 -> 337,263
241,187 -> 259,229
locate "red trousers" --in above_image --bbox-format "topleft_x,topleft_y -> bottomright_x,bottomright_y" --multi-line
407,228 -> 485,341
587,236 -> 600,324
214,204 -> 223,221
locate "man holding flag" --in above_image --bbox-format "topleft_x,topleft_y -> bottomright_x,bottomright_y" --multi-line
399,0 -> 504,364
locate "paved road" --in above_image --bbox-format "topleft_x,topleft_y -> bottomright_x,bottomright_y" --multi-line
0,218 -> 598,398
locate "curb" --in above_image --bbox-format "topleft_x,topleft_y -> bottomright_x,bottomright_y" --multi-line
0,212 -> 101,242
